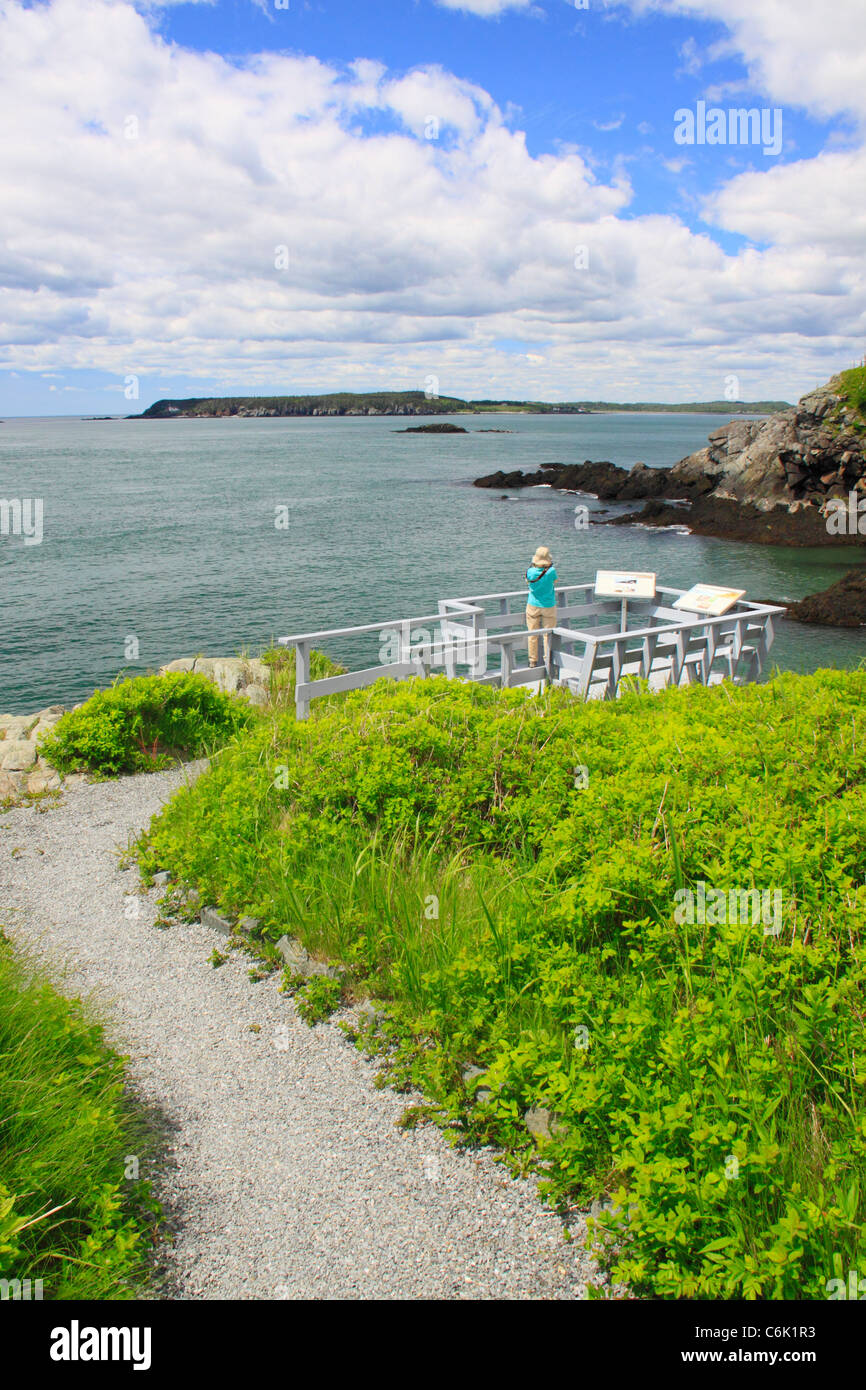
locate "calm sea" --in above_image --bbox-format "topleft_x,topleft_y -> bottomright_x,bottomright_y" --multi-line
1,412 -> 864,713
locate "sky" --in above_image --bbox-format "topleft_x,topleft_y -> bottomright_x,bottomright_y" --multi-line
0,0 -> 864,413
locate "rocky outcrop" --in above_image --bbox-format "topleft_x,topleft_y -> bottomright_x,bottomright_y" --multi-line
474,372 -> 866,547
0,705 -> 66,801
473,459 -> 675,499
157,655 -> 272,704
785,569 -> 866,627
668,376 -> 866,514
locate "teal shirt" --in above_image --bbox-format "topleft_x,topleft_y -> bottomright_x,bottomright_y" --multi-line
526,564 -> 557,608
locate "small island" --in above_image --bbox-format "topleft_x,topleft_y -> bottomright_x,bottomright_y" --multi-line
396,422 -> 468,434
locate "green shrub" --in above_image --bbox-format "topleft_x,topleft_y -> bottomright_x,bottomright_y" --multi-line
40,672 -> 253,778
0,939 -> 159,1298
293,974 -> 343,1026
837,364 -> 866,420
138,670 -> 866,1298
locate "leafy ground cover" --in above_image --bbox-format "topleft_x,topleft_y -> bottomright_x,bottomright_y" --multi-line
133,667 -> 866,1298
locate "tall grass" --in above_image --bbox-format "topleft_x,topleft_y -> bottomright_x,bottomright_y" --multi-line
0,939 -> 158,1299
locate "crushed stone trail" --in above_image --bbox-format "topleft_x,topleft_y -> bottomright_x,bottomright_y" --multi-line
1,767 -> 594,1300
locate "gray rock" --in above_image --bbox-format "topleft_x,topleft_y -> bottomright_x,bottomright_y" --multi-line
0,770 -> 24,799
241,683 -> 269,707
306,961 -> 341,981
159,658 -> 196,674
153,871 -> 172,887
1,740 -> 37,771
211,659 -> 245,694
462,1066 -> 492,1103
524,1106 -> 567,1141
200,906 -> 234,936
26,768 -> 62,794
238,915 -> 261,936
277,934 -> 311,973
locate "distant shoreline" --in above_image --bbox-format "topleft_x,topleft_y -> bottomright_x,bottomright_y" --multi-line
129,390 -> 792,421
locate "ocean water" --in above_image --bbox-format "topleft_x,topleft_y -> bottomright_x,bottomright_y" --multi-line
1,411 -> 864,713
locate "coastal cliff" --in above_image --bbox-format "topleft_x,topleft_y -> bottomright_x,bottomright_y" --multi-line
474,367 -> 866,548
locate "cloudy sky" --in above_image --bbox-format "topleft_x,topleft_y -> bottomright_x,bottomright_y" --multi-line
1,0 -> 864,413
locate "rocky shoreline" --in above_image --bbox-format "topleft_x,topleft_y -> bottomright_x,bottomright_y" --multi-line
474,370 -> 866,550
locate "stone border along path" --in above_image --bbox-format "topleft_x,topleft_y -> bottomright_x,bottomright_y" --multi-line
1,761 -> 600,1299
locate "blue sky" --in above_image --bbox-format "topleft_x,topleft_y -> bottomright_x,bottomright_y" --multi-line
1,0 -> 864,412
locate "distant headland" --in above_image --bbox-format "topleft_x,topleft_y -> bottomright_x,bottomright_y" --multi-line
132,390 -> 792,420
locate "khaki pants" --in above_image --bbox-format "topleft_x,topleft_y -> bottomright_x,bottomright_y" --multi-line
526,605 -> 557,667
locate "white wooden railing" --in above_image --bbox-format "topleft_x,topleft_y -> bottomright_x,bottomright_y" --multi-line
278,583 -> 785,719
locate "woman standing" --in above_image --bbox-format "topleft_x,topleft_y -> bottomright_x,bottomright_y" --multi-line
525,545 -> 558,668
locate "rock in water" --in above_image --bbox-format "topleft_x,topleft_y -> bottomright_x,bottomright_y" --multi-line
786,569 -> 866,627
398,422 -> 468,433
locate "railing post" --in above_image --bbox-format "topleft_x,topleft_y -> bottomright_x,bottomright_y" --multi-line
499,640 -> 513,688
295,641 -> 310,721
546,627 -> 560,686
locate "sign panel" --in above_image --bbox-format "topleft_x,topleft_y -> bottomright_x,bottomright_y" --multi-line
594,569 -> 657,599
673,584 -> 746,616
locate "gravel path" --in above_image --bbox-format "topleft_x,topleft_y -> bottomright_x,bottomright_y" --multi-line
0,766 -> 596,1300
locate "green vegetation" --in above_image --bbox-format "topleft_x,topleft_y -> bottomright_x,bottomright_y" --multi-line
39,671 -> 253,778
138,391 -> 790,419
835,364 -> 866,432
136,668 -> 866,1300
0,937 -> 158,1298
288,973 -> 344,1026
258,646 -> 345,707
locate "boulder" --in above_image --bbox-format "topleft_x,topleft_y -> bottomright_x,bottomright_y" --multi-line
276,934 -> 340,979
0,740 -> 37,771
211,659 -> 245,694
243,659 -> 271,686
0,770 -> 24,799
159,658 -> 196,674
26,767 -> 62,794
1,716 -> 39,742
462,1064 -> 493,1103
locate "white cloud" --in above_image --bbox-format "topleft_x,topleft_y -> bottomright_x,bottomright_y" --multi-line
0,0 -> 863,402
432,0 -> 535,15
608,0 -> 866,123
